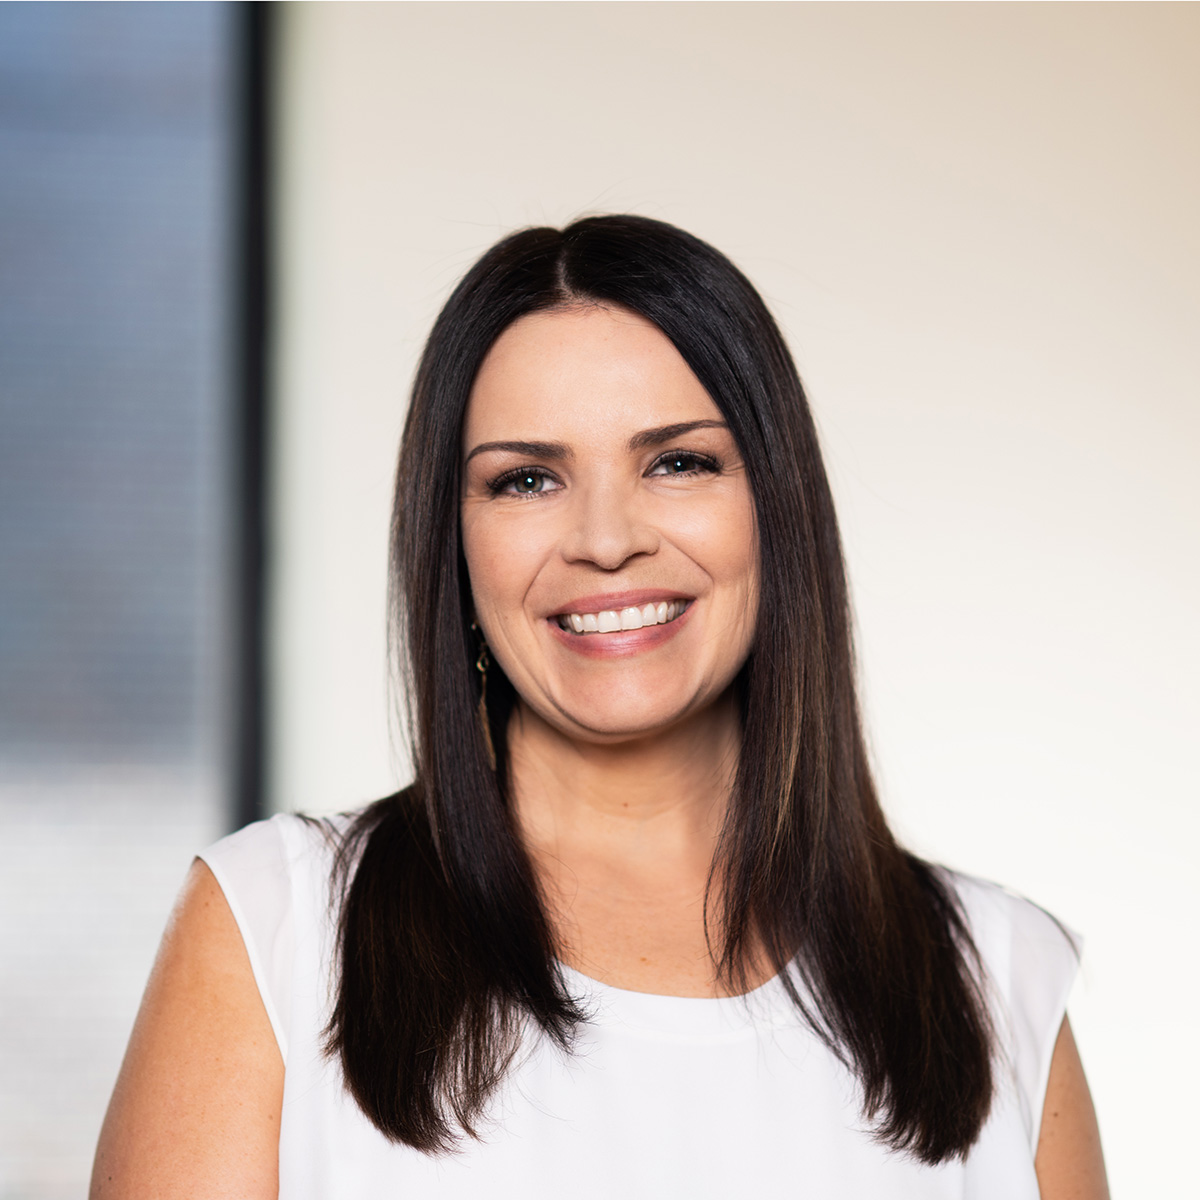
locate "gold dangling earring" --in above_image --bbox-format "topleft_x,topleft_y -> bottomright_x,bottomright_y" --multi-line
472,623 -> 497,771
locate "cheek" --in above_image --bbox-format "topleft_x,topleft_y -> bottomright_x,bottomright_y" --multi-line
460,509 -> 545,629
672,491 -> 759,590
689,495 -> 760,650
461,518 -> 505,620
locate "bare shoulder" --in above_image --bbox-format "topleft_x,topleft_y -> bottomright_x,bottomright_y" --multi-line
90,858 -> 284,1200
1035,1017 -> 1110,1200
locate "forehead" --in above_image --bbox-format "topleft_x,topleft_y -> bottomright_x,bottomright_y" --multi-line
463,305 -> 721,442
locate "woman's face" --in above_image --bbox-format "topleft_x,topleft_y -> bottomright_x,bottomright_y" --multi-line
460,305 -> 758,743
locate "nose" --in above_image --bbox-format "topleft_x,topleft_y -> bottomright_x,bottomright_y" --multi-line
559,480 -> 660,571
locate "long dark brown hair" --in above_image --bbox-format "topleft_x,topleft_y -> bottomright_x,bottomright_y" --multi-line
324,214 -> 994,1163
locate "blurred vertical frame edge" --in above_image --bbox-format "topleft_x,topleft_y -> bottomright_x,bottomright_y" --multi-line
231,0 -> 273,831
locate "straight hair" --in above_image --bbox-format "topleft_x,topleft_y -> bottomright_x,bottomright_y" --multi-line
324,215 -> 994,1163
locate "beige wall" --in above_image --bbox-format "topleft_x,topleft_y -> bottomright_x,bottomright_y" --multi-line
270,4 -> 1198,1189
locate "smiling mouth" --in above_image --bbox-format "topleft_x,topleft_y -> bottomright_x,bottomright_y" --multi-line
555,600 -> 691,635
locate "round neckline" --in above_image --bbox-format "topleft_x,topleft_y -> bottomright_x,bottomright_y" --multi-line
556,960 -> 791,1038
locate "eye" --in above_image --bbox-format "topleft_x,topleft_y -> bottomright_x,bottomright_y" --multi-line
490,467 -> 561,496
648,450 -> 720,477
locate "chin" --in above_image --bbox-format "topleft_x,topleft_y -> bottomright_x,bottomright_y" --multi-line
547,690 -> 711,743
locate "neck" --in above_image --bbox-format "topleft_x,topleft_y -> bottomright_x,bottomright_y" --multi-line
505,691 -> 762,996
507,693 -> 741,863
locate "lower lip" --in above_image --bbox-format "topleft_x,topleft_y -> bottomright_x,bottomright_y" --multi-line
547,604 -> 694,659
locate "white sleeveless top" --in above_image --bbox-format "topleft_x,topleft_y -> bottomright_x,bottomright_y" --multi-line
200,813 -> 1079,1199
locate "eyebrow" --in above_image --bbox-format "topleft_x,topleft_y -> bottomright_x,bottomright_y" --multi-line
626,419 -> 728,451
465,439 -> 572,464
464,421 -> 728,464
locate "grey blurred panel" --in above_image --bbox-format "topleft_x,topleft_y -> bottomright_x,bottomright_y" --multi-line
0,1 -> 233,762
0,7 -> 239,1197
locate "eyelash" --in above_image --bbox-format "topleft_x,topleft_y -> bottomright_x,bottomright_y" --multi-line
647,450 -> 721,478
487,466 -> 559,497
487,450 -> 721,496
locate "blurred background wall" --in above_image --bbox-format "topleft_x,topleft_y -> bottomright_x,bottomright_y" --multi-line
0,2 -> 1195,1196
268,3 -> 1196,1195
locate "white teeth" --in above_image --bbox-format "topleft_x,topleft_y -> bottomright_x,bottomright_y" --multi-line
557,600 -> 689,635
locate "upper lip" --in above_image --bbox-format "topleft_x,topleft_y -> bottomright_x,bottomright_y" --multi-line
550,589 -> 694,617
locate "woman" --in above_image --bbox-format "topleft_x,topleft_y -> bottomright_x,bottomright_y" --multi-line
92,216 -> 1108,1198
